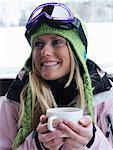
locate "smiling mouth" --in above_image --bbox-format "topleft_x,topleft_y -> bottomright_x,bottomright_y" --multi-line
41,61 -> 60,67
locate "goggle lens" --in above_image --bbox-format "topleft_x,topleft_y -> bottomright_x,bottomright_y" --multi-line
27,3 -> 73,26
49,6 -> 71,19
31,6 -> 71,20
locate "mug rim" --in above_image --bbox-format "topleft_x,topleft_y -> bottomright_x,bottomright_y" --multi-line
46,107 -> 83,113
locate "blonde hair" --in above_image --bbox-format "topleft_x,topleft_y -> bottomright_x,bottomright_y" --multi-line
18,42 -> 85,128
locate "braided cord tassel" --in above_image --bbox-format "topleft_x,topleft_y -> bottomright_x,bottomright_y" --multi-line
12,83 -> 32,149
82,65 -> 94,121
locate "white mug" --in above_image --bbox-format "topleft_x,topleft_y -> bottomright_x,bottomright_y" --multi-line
46,107 -> 83,132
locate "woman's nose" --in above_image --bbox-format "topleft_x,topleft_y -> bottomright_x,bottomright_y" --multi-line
41,43 -> 52,57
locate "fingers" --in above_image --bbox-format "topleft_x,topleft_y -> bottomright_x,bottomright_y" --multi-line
65,135 -> 88,147
39,114 -> 63,129
59,118 -> 93,138
37,115 -> 93,150
59,120 -> 92,149
36,115 -> 48,134
37,122 -> 48,134
79,115 -> 92,127
65,138 -> 85,150
43,137 -> 64,150
38,130 -> 64,149
37,115 -> 65,149
38,129 -> 64,142
48,142 -> 63,150
37,114 -> 64,135
40,115 -> 48,123
59,122 -> 86,140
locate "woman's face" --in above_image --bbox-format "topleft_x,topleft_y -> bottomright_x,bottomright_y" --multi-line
32,34 -> 71,80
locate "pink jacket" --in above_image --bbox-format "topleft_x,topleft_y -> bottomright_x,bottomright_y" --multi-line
0,87 -> 113,150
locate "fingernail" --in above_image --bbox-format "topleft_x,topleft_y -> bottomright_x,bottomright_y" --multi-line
59,123 -> 64,128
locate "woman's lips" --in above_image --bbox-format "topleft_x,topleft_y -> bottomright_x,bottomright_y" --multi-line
41,61 -> 59,66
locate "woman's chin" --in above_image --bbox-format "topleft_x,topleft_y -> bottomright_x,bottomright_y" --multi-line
42,73 -> 61,81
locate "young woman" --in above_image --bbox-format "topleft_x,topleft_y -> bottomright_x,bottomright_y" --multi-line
0,2 -> 113,150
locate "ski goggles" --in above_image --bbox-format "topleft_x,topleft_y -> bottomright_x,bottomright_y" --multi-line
25,2 -> 87,50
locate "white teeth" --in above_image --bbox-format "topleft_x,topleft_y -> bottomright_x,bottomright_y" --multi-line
42,62 -> 58,66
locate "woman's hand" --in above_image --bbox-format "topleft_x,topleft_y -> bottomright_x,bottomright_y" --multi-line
36,115 -> 65,150
59,115 -> 93,150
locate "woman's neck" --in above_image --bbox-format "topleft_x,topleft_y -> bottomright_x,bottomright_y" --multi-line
45,74 -> 78,107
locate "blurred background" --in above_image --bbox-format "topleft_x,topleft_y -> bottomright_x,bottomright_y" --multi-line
0,0 -> 113,95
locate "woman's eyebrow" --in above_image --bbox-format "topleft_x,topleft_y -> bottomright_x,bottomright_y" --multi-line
37,35 -> 61,40
33,35 -> 65,43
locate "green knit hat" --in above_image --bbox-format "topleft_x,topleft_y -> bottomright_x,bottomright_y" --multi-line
31,23 -> 86,59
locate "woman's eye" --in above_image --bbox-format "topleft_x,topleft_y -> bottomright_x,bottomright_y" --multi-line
52,39 -> 65,47
34,41 -> 44,50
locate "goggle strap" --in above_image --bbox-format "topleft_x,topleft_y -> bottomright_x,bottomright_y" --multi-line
79,24 -> 87,52
73,17 -> 80,29
73,18 -> 87,51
